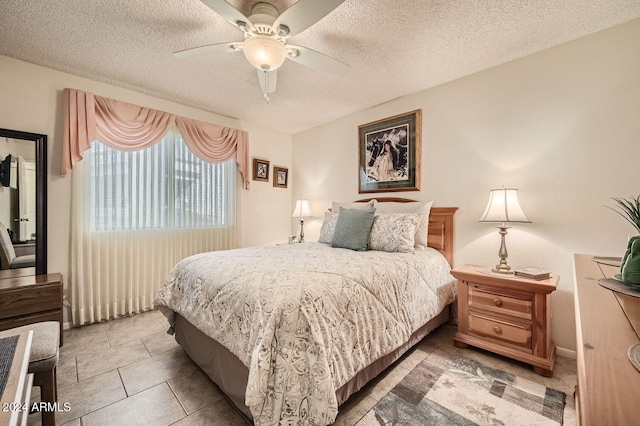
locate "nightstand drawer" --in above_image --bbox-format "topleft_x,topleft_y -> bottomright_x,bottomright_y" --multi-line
0,284 -> 61,320
468,313 -> 532,348
468,285 -> 532,320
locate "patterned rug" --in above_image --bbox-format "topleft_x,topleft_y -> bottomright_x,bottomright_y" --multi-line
356,354 -> 566,426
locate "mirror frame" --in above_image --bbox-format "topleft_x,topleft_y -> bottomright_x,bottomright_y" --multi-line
0,128 -> 47,275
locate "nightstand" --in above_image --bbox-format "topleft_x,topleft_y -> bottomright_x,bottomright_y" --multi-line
451,264 -> 558,376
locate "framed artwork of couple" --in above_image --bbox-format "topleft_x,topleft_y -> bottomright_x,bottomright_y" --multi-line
358,109 -> 422,193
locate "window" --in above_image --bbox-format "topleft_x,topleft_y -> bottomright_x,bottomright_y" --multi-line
90,129 -> 235,231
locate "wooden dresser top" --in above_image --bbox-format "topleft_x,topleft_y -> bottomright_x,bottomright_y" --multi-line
0,273 -> 62,291
573,253 -> 640,426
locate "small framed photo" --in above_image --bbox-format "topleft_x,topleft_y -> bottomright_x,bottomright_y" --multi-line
358,109 -> 422,193
253,158 -> 270,182
273,166 -> 288,188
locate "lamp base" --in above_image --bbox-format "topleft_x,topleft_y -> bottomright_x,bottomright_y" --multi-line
298,219 -> 305,243
493,225 -> 514,275
492,265 -> 515,275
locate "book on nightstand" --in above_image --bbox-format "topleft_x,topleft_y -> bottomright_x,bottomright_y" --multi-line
514,268 -> 551,280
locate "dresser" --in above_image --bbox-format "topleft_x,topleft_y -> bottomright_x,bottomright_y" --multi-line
573,253 -> 640,426
451,264 -> 558,376
0,273 -> 63,346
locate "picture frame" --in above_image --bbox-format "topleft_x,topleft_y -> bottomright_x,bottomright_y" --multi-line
358,109 -> 422,193
273,166 -> 288,188
253,158 -> 270,182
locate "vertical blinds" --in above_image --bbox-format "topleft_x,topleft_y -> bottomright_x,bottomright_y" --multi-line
90,130 -> 234,232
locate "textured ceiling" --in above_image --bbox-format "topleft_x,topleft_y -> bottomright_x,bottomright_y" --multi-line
1,0 -> 639,134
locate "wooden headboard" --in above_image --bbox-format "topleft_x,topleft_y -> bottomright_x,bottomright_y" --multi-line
356,198 -> 458,266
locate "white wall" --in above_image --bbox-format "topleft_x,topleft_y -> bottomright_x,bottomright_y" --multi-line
0,56 -> 293,318
240,123 -> 293,247
292,18 -> 640,353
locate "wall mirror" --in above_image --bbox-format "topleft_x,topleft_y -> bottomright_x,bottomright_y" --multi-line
0,128 -> 47,275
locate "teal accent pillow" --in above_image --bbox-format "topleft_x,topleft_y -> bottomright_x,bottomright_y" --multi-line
331,207 -> 376,251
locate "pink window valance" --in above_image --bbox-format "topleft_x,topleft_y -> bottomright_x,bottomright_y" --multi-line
61,88 -> 249,188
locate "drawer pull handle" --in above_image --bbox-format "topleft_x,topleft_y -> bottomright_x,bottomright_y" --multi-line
493,325 -> 502,334
492,298 -> 502,306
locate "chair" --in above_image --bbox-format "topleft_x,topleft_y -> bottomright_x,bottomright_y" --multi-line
0,222 -> 35,269
0,322 -> 59,426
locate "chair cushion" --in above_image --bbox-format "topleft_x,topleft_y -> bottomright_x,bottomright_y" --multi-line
0,322 -> 59,372
10,254 -> 36,268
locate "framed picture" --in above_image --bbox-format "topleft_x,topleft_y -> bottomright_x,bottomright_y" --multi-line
253,158 -> 270,182
358,109 -> 422,193
273,166 -> 288,188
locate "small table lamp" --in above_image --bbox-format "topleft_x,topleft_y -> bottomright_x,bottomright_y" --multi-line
479,188 -> 531,274
292,199 -> 313,243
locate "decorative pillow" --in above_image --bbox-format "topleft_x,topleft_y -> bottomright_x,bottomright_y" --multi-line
331,207 -> 376,251
369,213 -> 420,253
331,200 -> 375,212
318,212 -> 339,244
373,201 -> 433,248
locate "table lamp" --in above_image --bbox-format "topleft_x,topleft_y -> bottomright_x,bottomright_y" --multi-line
292,199 -> 313,243
479,188 -> 531,274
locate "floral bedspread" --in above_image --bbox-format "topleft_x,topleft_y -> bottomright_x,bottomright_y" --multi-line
153,242 -> 456,425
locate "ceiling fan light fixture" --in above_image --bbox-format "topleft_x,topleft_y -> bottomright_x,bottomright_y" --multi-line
243,35 -> 286,71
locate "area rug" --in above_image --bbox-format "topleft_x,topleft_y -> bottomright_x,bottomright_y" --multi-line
356,354 -> 566,426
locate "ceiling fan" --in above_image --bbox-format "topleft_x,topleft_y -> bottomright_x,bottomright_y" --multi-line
174,0 -> 349,102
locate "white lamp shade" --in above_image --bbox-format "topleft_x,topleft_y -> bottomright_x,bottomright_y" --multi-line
479,188 -> 531,223
292,199 -> 313,218
243,35 -> 287,71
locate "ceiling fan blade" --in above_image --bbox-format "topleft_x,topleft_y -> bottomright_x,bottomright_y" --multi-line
273,0 -> 345,38
174,42 -> 243,59
200,0 -> 254,31
258,69 -> 277,94
286,45 -> 349,75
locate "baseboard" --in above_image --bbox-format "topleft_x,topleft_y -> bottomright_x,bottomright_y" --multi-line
63,321 -> 73,330
556,346 -> 576,359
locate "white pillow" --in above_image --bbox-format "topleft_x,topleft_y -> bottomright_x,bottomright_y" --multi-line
373,200 -> 433,248
369,213 -> 419,253
331,200 -> 375,212
318,212 -> 339,244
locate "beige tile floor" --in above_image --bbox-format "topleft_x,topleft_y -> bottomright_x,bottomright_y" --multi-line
28,311 -> 577,425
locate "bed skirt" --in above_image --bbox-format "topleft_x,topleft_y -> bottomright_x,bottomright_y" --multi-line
173,303 -> 452,421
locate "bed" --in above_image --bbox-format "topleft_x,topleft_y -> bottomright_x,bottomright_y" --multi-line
154,198 -> 458,425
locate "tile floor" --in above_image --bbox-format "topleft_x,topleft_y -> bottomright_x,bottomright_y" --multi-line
29,311 -> 577,425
